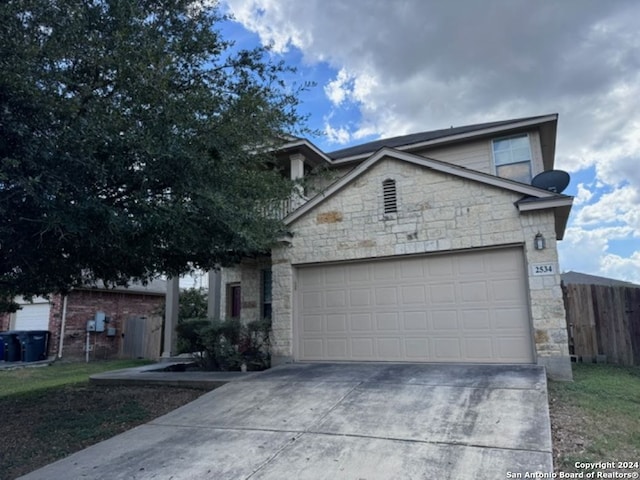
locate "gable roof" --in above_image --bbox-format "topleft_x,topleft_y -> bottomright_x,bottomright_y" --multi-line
276,114 -> 559,170
284,147 -> 572,231
561,271 -> 640,288
326,114 -> 558,169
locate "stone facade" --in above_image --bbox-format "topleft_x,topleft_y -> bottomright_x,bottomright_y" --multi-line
269,157 -> 571,380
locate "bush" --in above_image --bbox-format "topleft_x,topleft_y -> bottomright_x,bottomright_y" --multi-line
176,318 -> 271,371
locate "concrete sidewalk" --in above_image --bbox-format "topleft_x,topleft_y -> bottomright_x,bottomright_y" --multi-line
89,361 -> 258,389
20,363 -> 553,479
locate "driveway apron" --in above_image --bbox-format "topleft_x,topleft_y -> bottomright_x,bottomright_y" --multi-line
19,363 -> 553,479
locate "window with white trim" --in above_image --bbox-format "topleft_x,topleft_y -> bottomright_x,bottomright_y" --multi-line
492,134 -> 532,184
382,179 -> 397,214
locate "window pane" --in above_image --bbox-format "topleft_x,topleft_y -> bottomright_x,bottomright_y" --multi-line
497,162 -> 532,184
493,139 -> 511,151
494,150 -> 512,166
511,146 -> 531,163
509,135 -> 530,149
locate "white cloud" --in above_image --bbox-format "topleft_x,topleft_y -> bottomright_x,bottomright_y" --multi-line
323,121 -> 350,145
574,185 -> 640,233
574,183 -> 594,206
324,69 -> 353,106
601,251 -> 640,285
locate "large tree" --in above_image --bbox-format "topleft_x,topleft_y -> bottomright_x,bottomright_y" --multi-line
0,0 -> 307,311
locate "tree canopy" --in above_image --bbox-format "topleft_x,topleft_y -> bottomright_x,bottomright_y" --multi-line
0,0 -> 307,311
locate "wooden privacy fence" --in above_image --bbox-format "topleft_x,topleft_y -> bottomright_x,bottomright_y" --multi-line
563,283 -> 640,366
121,315 -> 163,360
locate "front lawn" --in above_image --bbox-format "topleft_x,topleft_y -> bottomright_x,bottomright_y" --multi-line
548,363 -> 640,472
0,360 -> 211,479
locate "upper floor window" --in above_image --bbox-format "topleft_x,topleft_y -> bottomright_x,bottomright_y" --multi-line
382,179 -> 398,214
492,134 -> 532,184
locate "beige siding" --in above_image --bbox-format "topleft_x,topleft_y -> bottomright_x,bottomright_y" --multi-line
413,139 -> 492,173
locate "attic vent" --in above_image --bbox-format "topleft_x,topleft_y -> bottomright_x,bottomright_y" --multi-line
382,179 -> 398,214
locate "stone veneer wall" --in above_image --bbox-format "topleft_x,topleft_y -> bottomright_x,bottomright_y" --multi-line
271,158 -> 572,380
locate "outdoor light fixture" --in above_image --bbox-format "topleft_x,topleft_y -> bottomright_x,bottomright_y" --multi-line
534,232 -> 546,250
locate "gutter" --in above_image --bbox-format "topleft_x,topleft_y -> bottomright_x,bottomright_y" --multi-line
57,294 -> 68,358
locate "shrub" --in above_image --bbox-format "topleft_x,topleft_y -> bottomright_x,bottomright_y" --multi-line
176,318 -> 271,371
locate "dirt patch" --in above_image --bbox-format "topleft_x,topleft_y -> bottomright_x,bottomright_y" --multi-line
0,384 -> 210,479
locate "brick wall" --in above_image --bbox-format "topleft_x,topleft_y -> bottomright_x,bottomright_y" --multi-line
55,290 -> 164,360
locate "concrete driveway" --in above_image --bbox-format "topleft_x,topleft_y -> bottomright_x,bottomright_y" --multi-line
20,363 -> 553,479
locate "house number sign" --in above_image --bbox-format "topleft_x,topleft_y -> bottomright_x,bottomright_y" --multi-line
531,263 -> 556,276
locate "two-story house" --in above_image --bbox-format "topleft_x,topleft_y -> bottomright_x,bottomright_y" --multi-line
217,113 -> 573,380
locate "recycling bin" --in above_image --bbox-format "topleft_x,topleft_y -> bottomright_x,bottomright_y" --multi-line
0,331 -> 21,362
17,331 -> 50,362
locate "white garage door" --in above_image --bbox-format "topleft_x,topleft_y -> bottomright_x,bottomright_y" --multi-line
14,301 -> 51,331
296,248 -> 533,363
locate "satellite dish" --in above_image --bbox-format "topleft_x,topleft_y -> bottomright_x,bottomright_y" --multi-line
531,170 -> 570,193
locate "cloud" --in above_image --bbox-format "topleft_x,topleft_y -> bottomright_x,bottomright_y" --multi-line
574,185 -> 640,233
574,183 -> 594,206
601,251 -> 640,285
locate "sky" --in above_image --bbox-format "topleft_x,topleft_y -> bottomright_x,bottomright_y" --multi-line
220,0 -> 640,284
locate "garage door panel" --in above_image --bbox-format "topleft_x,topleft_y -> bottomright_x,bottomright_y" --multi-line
375,312 -> 399,331
399,259 -> 425,278
297,248 -> 533,364
325,290 -> 347,308
327,339 -> 348,357
434,338 -> 462,360
373,262 -> 396,281
377,338 -> 402,358
348,264 -> 371,282
403,311 -> 428,331
461,310 -> 491,330
302,292 -> 323,309
430,283 -> 456,304
325,268 -> 347,285
405,338 -> 429,359
401,285 -> 426,304
350,313 -> 373,331
302,339 -> 324,358
327,314 -> 347,332
432,310 -> 458,330
460,281 -> 490,303
427,256 -> 454,276
465,337 -> 494,360
303,315 -> 323,332
352,338 -> 374,358
350,289 -> 371,307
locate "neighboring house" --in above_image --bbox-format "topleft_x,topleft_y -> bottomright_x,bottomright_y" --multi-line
0,279 -> 166,360
217,113 -> 574,380
561,271 -> 640,288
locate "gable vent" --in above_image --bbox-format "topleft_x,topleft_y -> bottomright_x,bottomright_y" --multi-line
382,179 -> 398,214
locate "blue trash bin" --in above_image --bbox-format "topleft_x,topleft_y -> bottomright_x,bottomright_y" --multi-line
0,331 -> 21,362
17,331 -> 50,362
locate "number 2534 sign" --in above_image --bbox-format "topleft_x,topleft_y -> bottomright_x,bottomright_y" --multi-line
531,263 -> 556,276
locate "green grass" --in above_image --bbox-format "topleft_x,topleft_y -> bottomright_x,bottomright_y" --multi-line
548,363 -> 640,471
0,359 -> 153,397
0,360 -> 208,479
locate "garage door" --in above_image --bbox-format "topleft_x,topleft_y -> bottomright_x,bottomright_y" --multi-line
14,301 -> 51,331
296,248 -> 533,363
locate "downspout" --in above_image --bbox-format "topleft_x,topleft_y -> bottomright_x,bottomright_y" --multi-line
57,294 -> 68,359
